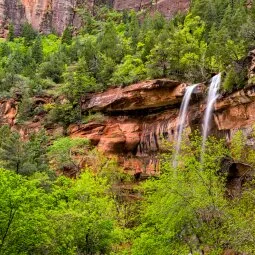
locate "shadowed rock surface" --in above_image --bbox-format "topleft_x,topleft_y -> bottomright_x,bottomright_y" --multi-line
0,0 -> 190,36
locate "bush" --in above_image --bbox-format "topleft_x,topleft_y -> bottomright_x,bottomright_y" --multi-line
82,112 -> 106,124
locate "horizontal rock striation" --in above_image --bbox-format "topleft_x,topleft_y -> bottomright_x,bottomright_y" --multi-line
0,0 -> 190,36
3,75 -> 255,176
82,79 -> 187,112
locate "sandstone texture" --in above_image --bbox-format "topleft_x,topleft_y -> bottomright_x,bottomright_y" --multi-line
1,73 -> 255,178
2,72 -> 255,177
82,79 -> 187,112
0,0 -> 190,36
113,0 -> 190,18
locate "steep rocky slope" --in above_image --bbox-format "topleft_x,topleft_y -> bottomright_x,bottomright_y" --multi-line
0,0 -> 190,36
1,76 -> 255,180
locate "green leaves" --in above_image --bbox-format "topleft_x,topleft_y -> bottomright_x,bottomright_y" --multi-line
0,169 -> 50,254
0,126 -> 49,176
111,55 -> 146,85
0,169 -> 120,254
132,135 -> 231,255
48,137 -> 89,175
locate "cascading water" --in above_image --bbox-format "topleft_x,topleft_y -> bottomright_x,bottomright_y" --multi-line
173,84 -> 198,167
201,73 -> 221,153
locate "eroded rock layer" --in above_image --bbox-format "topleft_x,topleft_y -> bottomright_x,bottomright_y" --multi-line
2,77 -> 255,177
0,0 -> 190,36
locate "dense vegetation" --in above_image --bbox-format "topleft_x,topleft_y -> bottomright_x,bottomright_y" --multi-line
1,0 -> 255,254
1,127 -> 255,254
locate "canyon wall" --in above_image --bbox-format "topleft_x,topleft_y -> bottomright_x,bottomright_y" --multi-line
0,0 -> 190,36
2,77 -> 255,179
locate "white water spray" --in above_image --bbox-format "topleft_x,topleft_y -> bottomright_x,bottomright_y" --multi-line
173,84 -> 198,167
201,73 -> 221,152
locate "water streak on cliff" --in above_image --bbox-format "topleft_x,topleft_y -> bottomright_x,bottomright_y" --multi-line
137,117 -> 177,157
202,73 -> 221,152
173,84 -> 198,167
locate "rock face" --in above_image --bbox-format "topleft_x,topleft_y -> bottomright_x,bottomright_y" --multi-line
214,86 -> 255,145
113,0 -> 190,18
0,98 -> 17,125
2,75 -> 255,177
0,0 -> 84,36
0,0 -> 190,36
83,79 -> 186,112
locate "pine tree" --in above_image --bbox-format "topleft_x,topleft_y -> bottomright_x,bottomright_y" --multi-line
7,23 -> 15,42
61,26 -> 73,45
31,36 -> 43,63
0,131 -> 25,174
0,127 -> 49,175
21,22 -> 37,46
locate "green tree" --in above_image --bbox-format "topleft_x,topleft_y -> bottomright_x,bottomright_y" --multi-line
62,61 -> 98,102
48,171 -> 121,254
146,42 -> 170,78
131,134 -> 236,255
0,131 -> 25,174
0,127 -> 49,175
40,51 -> 66,83
62,26 -> 73,45
48,137 -> 89,176
111,55 -> 146,85
21,22 -> 37,46
7,23 -> 15,42
0,169 -> 50,254
31,36 -> 43,63
97,22 -> 123,63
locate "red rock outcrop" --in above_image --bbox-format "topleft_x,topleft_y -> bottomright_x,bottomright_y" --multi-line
68,79 -> 204,175
113,0 -> 190,18
0,0 -> 190,36
1,76 -> 255,177
83,79 -> 187,112
0,98 -> 17,125
214,86 -> 255,144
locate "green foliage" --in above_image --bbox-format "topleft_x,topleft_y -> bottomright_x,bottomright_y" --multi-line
39,52 -> 66,83
21,22 -> 38,46
229,128 -> 255,167
130,133 -> 255,254
0,126 -> 49,175
17,93 -> 34,122
48,137 -> 89,175
7,23 -> 15,42
111,55 -> 146,85
62,62 -> 99,102
222,66 -> 247,92
222,69 -> 237,92
82,112 -> 106,124
0,168 -> 121,254
62,26 -> 73,45
45,102 -> 80,126
49,172 -> 120,254
0,3 -> 253,104
0,169 -> 51,254
230,130 -> 247,161
31,36 -> 43,63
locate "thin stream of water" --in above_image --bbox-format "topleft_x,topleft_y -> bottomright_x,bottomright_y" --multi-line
201,73 -> 221,154
173,84 -> 198,167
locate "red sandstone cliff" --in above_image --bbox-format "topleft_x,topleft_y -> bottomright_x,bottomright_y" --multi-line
2,51 -> 255,179
2,77 -> 255,177
0,0 -> 190,36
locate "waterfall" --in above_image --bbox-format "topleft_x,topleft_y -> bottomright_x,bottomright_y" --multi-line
201,73 -> 221,152
173,84 -> 198,167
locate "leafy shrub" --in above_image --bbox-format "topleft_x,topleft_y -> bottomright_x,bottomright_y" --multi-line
82,112 -> 106,124
111,55 -> 146,85
45,102 -> 80,127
